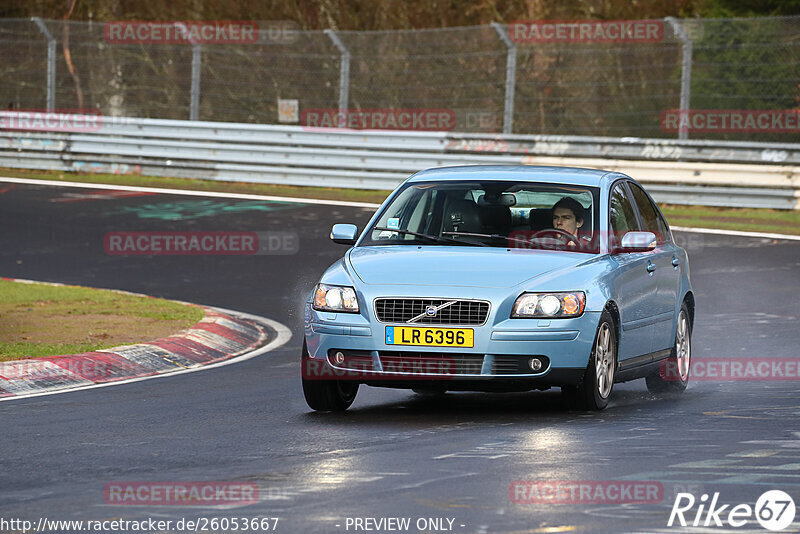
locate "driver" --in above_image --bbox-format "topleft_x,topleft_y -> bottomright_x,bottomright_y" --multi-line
551,197 -> 588,247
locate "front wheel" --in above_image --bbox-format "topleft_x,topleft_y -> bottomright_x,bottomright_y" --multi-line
563,310 -> 617,410
646,303 -> 691,393
301,341 -> 359,411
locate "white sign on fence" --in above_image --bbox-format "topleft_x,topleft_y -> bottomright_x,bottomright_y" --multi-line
278,99 -> 299,123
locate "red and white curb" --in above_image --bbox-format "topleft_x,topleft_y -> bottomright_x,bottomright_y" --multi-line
0,281 -> 291,401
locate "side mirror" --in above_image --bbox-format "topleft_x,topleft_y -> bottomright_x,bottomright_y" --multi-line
330,223 -> 358,245
615,231 -> 657,253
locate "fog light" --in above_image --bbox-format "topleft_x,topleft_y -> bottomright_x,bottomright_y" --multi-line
529,358 -> 543,371
334,351 -> 345,364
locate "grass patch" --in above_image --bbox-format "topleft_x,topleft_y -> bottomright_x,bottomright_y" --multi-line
0,341 -> 114,359
660,204 -> 800,235
0,279 -> 205,361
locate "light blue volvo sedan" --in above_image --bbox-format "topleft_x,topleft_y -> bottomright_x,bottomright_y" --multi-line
302,165 -> 694,411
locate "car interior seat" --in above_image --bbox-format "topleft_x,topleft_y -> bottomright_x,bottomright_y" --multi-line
479,204 -> 512,235
529,207 -> 553,232
477,194 -> 512,236
576,205 -> 592,241
442,197 -> 483,236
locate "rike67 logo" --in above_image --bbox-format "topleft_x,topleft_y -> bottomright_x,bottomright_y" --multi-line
668,490 -> 796,531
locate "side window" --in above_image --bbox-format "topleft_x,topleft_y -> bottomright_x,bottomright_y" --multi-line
628,184 -> 669,243
609,183 -> 639,247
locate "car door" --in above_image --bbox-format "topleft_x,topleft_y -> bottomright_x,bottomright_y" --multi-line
609,181 -> 659,363
628,183 -> 680,353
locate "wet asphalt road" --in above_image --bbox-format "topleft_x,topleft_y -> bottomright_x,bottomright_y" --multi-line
0,181 -> 799,534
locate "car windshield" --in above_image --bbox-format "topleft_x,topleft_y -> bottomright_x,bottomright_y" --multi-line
361,180 -> 601,253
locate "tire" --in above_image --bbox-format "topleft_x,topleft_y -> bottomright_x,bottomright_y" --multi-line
563,309 -> 617,411
646,303 -> 691,394
301,340 -> 359,411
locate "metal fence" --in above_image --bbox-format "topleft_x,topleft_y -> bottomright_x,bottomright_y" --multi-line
1,17 -> 799,142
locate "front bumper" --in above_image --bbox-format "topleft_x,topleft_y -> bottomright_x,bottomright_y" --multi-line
303,299 -> 600,389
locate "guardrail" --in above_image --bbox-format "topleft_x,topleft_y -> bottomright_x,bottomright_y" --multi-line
1,113 -> 798,209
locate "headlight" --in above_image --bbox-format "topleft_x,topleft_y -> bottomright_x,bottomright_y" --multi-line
313,284 -> 359,313
511,292 -> 585,318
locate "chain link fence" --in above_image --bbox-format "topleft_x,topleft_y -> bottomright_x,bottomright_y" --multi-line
0,17 -> 798,141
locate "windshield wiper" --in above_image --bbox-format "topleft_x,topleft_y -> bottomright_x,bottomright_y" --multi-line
444,231 -> 595,252
372,227 -> 488,247
443,231 -> 530,247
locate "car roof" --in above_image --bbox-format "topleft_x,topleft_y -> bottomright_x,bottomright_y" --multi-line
407,165 -> 619,188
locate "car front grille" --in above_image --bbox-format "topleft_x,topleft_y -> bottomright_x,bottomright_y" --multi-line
378,351 -> 484,375
374,298 -> 490,325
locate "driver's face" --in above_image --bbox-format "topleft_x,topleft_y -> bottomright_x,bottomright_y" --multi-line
552,207 -> 582,236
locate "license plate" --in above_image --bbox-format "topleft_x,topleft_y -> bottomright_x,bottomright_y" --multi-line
385,326 -> 474,348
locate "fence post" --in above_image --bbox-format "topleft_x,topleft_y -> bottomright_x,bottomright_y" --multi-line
190,44 -> 201,121
325,29 -> 350,128
31,17 -> 56,111
173,23 -> 202,121
491,22 -> 516,135
665,17 -> 693,140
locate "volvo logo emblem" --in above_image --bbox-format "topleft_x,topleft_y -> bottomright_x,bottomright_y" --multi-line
406,300 -> 458,324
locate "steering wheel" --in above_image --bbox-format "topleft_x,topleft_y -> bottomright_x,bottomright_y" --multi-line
530,228 -> 580,245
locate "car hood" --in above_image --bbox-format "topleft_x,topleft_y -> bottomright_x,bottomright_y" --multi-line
348,246 -> 594,288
